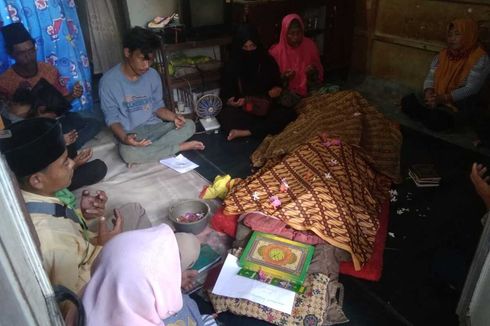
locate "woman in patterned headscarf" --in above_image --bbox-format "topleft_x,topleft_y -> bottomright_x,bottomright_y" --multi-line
402,18 -> 490,131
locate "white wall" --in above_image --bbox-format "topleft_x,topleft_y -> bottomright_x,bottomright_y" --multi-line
125,0 -> 178,27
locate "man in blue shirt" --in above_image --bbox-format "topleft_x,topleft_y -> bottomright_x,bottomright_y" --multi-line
100,27 -> 204,165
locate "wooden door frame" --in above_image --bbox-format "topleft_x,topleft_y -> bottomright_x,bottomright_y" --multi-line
0,155 -> 63,325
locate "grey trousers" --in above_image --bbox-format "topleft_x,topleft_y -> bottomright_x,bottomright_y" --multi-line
119,120 -> 196,164
115,202 -> 199,270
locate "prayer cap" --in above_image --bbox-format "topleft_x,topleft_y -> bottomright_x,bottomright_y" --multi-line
1,22 -> 34,49
0,118 -> 65,177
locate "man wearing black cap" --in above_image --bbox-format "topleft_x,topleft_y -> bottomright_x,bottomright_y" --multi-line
0,22 -> 81,102
0,22 -> 101,151
0,117 -> 124,300
0,118 -> 201,300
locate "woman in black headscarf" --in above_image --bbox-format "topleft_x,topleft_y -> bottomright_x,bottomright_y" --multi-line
219,24 -> 297,141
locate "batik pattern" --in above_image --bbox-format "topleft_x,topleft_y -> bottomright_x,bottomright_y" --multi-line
251,90 -> 402,182
225,135 -> 391,269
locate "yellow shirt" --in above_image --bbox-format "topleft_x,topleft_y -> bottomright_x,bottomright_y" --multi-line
22,190 -> 101,295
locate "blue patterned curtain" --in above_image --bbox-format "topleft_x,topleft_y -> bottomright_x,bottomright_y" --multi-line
0,0 -> 92,111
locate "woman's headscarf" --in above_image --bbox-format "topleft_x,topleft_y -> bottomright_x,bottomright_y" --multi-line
82,224 -> 183,326
231,24 -> 267,82
434,18 -> 487,96
269,14 -> 324,96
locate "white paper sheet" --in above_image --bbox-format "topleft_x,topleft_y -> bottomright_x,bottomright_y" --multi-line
212,254 -> 296,314
160,154 -> 199,173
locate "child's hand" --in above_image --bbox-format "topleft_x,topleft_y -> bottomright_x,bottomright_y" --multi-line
73,148 -> 93,168
181,269 -> 198,292
63,129 -> 78,146
71,82 -> 83,99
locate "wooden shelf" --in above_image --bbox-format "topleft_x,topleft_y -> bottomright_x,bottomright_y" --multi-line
162,36 -> 232,52
167,69 -> 222,88
156,35 -> 231,110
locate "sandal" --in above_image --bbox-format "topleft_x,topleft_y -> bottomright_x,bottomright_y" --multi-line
148,13 -> 176,29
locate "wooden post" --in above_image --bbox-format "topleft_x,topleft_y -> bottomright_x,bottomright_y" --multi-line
365,0 -> 380,74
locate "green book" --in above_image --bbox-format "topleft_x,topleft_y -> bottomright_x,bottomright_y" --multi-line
238,232 -> 315,294
193,244 -> 221,273
185,244 -> 222,295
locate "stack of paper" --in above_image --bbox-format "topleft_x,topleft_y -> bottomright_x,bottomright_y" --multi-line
212,254 -> 296,314
160,154 -> 198,173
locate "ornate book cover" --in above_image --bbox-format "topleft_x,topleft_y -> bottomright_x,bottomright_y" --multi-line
238,232 -> 315,293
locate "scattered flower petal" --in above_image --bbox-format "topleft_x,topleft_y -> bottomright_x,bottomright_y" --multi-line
269,195 -> 281,209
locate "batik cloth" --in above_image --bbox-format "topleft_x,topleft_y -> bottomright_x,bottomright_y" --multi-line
251,90 -> 402,182
225,135 -> 391,270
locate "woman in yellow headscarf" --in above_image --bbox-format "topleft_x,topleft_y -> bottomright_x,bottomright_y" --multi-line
402,18 -> 489,131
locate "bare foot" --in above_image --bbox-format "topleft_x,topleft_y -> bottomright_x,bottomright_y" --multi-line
179,141 -> 205,152
181,269 -> 198,292
73,148 -> 93,168
227,129 -> 252,141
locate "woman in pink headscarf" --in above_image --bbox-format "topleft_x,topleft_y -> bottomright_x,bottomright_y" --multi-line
269,13 -> 324,97
81,224 -> 216,326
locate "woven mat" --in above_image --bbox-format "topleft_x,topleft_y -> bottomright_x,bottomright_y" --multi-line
73,129 -> 212,226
